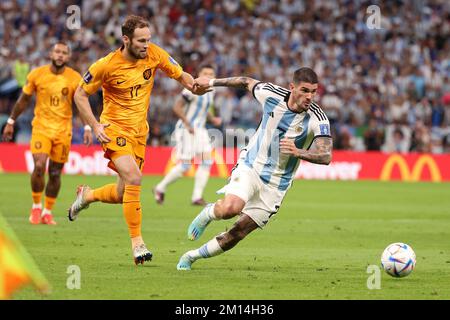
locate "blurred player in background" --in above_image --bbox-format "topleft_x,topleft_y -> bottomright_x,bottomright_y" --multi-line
68,15 -> 209,265
2,43 -> 93,225
177,67 -> 333,270
153,65 -> 222,206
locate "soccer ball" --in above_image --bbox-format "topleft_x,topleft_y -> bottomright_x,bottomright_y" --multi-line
381,243 -> 416,278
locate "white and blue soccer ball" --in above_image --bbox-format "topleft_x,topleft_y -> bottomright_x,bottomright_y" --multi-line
381,243 -> 416,278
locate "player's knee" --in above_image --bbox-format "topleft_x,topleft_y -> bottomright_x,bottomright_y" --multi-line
33,162 -> 46,176
48,168 -> 62,180
200,159 -> 213,168
124,171 -> 142,186
219,201 -> 242,217
180,162 -> 191,172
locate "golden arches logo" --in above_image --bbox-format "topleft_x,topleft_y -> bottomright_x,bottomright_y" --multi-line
380,154 -> 442,182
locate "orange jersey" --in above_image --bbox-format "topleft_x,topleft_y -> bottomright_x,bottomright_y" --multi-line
22,65 -> 81,137
79,43 -> 183,136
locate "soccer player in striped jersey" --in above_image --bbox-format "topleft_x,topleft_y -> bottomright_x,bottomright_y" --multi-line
177,67 -> 333,270
153,65 -> 222,206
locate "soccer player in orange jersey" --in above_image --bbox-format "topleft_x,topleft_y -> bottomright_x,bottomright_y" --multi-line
68,15 -> 209,265
2,43 -> 93,225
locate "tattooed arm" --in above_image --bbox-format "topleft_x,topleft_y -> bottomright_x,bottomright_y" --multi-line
194,76 -> 260,93
280,136 -> 333,165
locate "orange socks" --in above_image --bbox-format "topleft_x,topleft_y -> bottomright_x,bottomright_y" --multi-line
122,185 -> 142,238
93,184 -> 121,204
32,191 -> 42,205
44,196 -> 56,211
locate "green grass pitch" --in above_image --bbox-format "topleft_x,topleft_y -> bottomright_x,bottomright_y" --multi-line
1,173 -> 450,300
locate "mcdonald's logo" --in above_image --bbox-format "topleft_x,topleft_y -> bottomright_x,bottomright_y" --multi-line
380,154 -> 442,182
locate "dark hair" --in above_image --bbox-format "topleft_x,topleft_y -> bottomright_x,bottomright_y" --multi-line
293,67 -> 318,84
121,15 -> 149,40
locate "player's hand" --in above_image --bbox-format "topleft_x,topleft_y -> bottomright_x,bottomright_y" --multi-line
83,128 -> 93,146
93,123 -> 111,143
192,76 -> 213,95
280,138 -> 301,157
2,123 -> 14,142
210,117 -> 222,127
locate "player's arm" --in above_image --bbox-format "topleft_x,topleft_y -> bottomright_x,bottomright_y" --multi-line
176,71 -> 211,95
280,136 -> 333,165
172,95 -> 194,134
74,86 -> 110,143
2,92 -> 32,141
206,107 -> 222,127
195,76 -> 260,93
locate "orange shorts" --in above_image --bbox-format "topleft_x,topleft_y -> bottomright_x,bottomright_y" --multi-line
30,131 -> 71,163
102,126 -> 147,173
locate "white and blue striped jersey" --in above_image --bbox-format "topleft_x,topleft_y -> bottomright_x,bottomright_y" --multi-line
175,88 -> 214,130
238,82 -> 331,191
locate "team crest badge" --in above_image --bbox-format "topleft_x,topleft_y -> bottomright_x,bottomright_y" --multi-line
116,137 -> 126,147
61,87 -> 69,96
143,68 -> 152,80
295,125 -> 303,134
35,141 -> 42,149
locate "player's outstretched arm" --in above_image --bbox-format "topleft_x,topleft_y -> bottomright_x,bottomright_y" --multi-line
177,72 -> 211,95
280,136 -> 333,165
2,92 -> 32,142
195,76 -> 260,93
74,86 -> 110,143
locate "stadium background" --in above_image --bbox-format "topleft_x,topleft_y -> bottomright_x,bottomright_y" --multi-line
1,0 -> 450,301
0,0 -> 449,153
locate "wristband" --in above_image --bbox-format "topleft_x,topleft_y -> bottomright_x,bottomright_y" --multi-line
7,117 -> 15,125
208,78 -> 215,87
84,125 -> 92,131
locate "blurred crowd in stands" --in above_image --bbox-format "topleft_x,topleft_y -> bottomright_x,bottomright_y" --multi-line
1,0 -> 449,153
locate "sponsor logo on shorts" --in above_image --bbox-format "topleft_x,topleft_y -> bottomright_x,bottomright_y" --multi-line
35,141 -> 42,149
116,137 -> 126,147
143,69 -> 152,80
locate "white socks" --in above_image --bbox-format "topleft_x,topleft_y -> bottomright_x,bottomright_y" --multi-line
156,163 -> 188,192
192,164 -> 211,201
199,203 -> 219,225
42,208 -> 52,217
187,237 -> 224,261
32,203 -> 42,209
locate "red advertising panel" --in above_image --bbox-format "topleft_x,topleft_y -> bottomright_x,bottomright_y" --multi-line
1,144 -> 449,182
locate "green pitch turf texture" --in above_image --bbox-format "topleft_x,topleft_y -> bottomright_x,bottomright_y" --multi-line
1,173 -> 450,300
